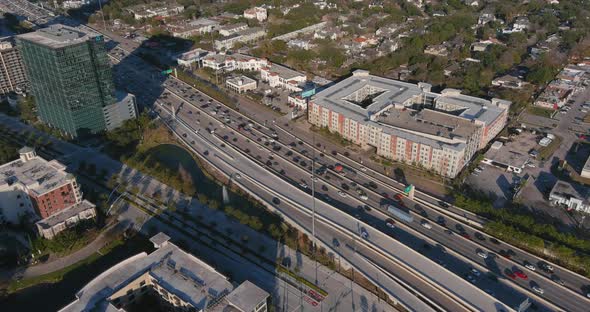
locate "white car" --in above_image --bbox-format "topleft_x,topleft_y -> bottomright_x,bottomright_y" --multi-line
477,251 -> 488,259
360,194 -> 369,201
234,173 -> 242,179
299,182 -> 308,189
420,221 -> 432,229
386,221 -> 395,229
360,166 -> 368,172
532,286 -> 544,295
524,263 -> 536,271
338,191 -> 348,198
470,268 -> 481,277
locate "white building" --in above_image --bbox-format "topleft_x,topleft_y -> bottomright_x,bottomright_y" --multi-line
287,39 -> 314,50
260,64 -> 307,92
202,53 -> 269,72
175,48 -> 210,67
226,75 -> 257,93
549,181 -> 590,214
103,91 -> 138,131
60,233 -> 270,312
243,7 -> 267,22
219,23 -> 249,36
127,3 -> 185,20
214,27 -> 266,50
170,18 -> 220,38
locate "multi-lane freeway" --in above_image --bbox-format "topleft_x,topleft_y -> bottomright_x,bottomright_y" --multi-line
2,0 -> 590,310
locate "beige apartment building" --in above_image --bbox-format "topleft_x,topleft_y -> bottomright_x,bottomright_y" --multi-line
308,70 -> 510,178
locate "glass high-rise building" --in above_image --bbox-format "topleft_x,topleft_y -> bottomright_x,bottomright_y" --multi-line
17,24 -> 116,137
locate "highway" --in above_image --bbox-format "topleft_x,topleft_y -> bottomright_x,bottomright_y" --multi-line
2,0 -> 589,309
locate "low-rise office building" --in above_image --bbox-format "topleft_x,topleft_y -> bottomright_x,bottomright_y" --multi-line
308,70 -> 510,178
226,75 -> 257,93
202,53 -> 269,72
169,18 -> 220,38
214,27 -> 266,50
244,7 -> 267,22
260,64 -> 307,92
0,147 -> 96,238
60,233 -> 270,312
174,48 -> 210,67
218,23 -> 249,36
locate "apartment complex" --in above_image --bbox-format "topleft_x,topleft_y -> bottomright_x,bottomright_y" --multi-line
202,53 -> 269,71
17,24 -> 135,137
308,70 -> 510,178
243,7 -> 267,22
60,233 -> 269,312
214,27 -> 266,51
0,40 -> 28,94
0,147 -> 96,238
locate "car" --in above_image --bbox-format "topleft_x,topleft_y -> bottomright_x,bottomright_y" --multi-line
470,268 -> 481,277
360,194 -> 369,200
393,193 -> 403,201
234,173 -> 242,179
551,275 -> 565,286
272,197 -> 280,205
385,218 -> 395,228
436,216 -> 446,225
439,201 -> 450,208
460,232 -> 471,239
360,166 -> 368,172
539,262 -> 554,272
524,262 -> 536,271
532,286 -> 544,295
477,251 -> 488,259
299,182 -> 308,189
360,227 -> 369,239
489,238 -> 500,245
506,271 -> 517,279
338,191 -> 348,198
474,232 -> 485,241
514,270 -> 528,280
420,220 -> 432,229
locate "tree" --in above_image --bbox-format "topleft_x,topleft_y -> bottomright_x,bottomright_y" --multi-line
18,96 -> 37,124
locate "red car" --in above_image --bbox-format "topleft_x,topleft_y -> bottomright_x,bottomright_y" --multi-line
514,270 -> 528,280
506,272 -> 517,279
393,193 -> 403,202
460,232 -> 471,239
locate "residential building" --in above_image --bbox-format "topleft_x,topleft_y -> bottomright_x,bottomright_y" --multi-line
492,74 -> 527,89
214,27 -> 266,50
202,53 -> 269,72
17,24 -> 134,137
308,70 -> 510,178
0,147 -> 96,238
287,39 -> 314,50
549,181 -> 590,214
226,75 -> 257,93
0,40 -> 28,95
127,2 -> 184,20
243,7 -> 267,22
478,13 -> 496,26
60,0 -> 94,9
60,233 -> 269,312
503,16 -> 529,34
219,23 -> 249,37
103,91 -> 138,131
314,28 -> 345,40
169,18 -> 220,38
424,44 -> 449,57
260,64 -> 307,92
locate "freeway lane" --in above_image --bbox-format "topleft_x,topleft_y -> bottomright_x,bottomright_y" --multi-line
109,42 -> 574,310
156,102 -> 507,312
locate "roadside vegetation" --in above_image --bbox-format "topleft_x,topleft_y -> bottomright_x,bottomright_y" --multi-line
454,191 -> 590,277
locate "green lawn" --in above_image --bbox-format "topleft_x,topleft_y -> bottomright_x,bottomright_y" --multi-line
526,106 -> 554,119
538,135 -> 562,160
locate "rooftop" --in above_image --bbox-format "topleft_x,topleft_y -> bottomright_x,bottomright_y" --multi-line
263,63 -> 306,80
60,233 -> 269,312
550,180 -> 588,202
0,153 -> 74,196
17,24 -> 99,49
227,75 -> 257,85
35,200 -> 95,230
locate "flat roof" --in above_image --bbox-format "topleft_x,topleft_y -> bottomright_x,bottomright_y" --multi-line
483,139 -> 531,168
35,199 -> 95,229
17,24 -> 99,49
263,63 -> 306,80
550,180 -> 588,203
0,154 -> 73,196
60,234 -> 268,312
226,75 -> 256,85
377,108 -> 479,141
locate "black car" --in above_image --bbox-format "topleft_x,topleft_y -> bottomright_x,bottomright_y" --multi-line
436,216 -> 446,225
474,232 -> 486,241
272,197 -> 280,205
439,201 -> 450,208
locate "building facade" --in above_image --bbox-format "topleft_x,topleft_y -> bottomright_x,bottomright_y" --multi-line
103,91 -> 138,131
0,147 -> 96,238
260,64 -> 307,92
226,75 -> 257,93
60,233 -> 269,312
0,40 -> 28,95
308,70 -> 510,178
17,25 -> 116,137
17,25 -> 136,137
